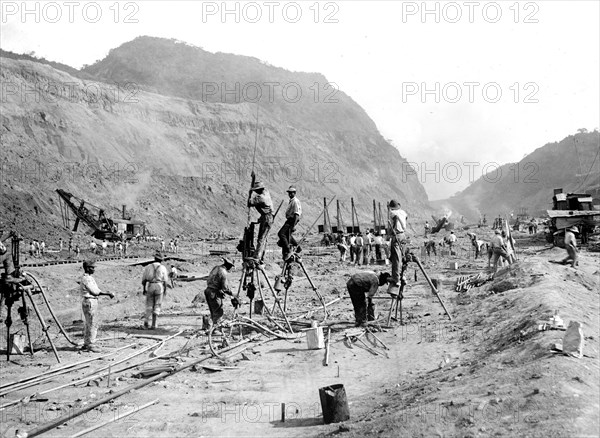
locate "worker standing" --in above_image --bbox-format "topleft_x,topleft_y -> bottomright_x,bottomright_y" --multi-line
346,271 -> 391,327
447,231 -> 457,255
490,230 -> 510,272
387,200 -> 408,294
204,258 -> 239,330
277,186 -> 302,260
141,252 -> 169,329
80,260 -> 114,352
248,181 -> 274,263
354,233 -> 364,266
169,264 -> 179,288
560,226 -> 579,267
424,221 -> 430,237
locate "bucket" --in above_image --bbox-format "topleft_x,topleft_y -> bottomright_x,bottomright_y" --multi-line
318,384 -> 350,424
306,322 -> 325,349
254,300 -> 265,315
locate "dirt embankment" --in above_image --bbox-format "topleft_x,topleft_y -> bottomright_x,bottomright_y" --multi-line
0,236 -> 598,438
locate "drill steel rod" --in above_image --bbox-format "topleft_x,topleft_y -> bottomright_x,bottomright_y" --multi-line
24,272 -> 79,346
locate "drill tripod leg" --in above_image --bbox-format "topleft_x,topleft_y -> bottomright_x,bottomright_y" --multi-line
5,304 -> 12,362
20,290 -> 34,356
256,265 -> 293,333
296,258 -> 328,321
412,256 -> 452,321
254,270 -> 272,316
23,287 -> 61,363
386,296 -> 395,326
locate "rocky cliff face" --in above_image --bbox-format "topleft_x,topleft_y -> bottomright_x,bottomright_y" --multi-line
0,38 -> 429,240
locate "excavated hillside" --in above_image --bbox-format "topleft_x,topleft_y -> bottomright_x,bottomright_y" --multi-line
434,131 -> 600,221
0,40 -> 428,240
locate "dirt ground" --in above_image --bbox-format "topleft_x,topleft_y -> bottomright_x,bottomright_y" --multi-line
0,230 -> 598,438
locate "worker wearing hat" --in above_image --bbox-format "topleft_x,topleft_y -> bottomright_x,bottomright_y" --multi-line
80,260 -> 114,352
204,257 -> 239,330
387,199 -> 408,294
490,229 -> 510,272
141,252 -> 169,329
559,226 -> 579,267
248,181 -> 274,263
277,186 -> 302,260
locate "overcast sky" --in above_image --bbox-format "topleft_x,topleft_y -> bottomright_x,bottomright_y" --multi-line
1,1 -> 598,200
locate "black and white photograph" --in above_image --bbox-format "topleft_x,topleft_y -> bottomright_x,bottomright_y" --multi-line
0,1 -> 599,436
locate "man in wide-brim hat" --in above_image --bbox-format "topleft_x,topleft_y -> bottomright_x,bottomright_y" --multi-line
277,186 -> 302,260
203,257 -> 239,330
387,199 -> 408,294
247,181 -> 274,263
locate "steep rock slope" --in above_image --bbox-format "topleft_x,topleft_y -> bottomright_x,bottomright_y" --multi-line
1,40 -> 428,239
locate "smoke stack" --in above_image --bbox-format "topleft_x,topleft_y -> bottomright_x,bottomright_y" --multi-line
122,205 -> 126,220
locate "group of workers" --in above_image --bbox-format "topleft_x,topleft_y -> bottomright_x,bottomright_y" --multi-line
0,196 -> 586,355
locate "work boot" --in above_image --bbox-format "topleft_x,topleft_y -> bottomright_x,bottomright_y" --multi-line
151,314 -> 158,329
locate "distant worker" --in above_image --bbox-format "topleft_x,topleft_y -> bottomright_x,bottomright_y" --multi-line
277,186 -> 302,260
161,238 -> 166,252
424,221 -> 430,237
559,226 -> 579,268
424,239 -> 437,257
387,199 -> 408,294
490,230 -> 511,272
446,231 -> 457,254
346,271 -> 391,327
348,234 -> 356,263
466,232 -> 486,259
248,181 -> 274,263
79,260 -> 114,352
354,233 -> 364,266
373,233 -> 384,260
101,239 -> 107,255
141,252 -> 169,329
337,235 -> 348,262
169,264 -> 178,288
203,258 -> 239,331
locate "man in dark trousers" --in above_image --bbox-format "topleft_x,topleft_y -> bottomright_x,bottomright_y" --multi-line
247,181 -> 274,263
204,257 -> 239,330
277,186 -> 302,260
347,271 -> 391,327
387,199 -> 408,294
